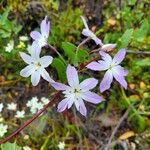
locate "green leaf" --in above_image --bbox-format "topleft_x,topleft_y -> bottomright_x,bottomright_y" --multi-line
136,58 -> 150,67
130,114 -> 146,132
127,0 -> 137,5
62,42 -> 89,66
51,58 -> 66,82
0,9 -> 10,24
133,19 -> 149,42
1,142 -> 22,150
62,42 -> 76,64
77,49 -> 89,63
118,29 -> 133,49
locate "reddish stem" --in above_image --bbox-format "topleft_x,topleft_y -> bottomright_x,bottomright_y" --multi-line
0,91 -> 61,145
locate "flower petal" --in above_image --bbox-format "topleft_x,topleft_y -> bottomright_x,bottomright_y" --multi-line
101,43 -> 116,51
31,71 -> 41,86
39,56 -> 53,67
79,78 -> 98,91
40,16 -> 50,38
81,16 -> 89,29
51,82 -> 70,91
113,65 -> 128,76
19,52 -> 34,64
78,99 -> 87,116
67,95 -> 75,109
66,64 -> 79,87
86,61 -> 110,71
74,100 -> 80,111
92,36 -> 103,45
20,65 -> 35,77
113,69 -> 128,89
30,31 -> 41,40
40,68 -> 54,82
112,49 -> 126,65
30,41 -> 41,59
81,91 -> 104,104
57,98 -> 69,112
100,70 -> 113,92
82,28 -> 91,37
99,51 -> 112,64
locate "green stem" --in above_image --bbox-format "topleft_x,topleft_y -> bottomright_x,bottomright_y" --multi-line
48,44 -> 67,65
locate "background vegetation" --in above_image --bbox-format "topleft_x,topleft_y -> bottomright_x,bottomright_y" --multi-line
0,0 -> 150,149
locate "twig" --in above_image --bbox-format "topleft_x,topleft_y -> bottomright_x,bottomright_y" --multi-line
105,107 -> 130,150
77,37 -> 91,49
89,49 -> 150,55
0,91 -> 61,145
126,50 -> 150,55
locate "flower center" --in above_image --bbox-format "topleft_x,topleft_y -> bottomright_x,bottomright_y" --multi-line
34,61 -> 41,70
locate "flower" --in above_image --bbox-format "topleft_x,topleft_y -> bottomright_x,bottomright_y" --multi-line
41,97 -> 49,105
7,102 -> 17,111
5,40 -> 14,52
86,49 -> 128,92
23,146 -> 31,150
19,48 -> 54,86
51,65 -> 104,116
15,110 -> 25,118
0,103 -> 4,113
81,16 -> 116,51
27,97 -> 44,114
30,16 -> 50,49
58,142 -> 65,150
81,16 -> 102,45
19,36 -> 28,41
0,124 -> 8,137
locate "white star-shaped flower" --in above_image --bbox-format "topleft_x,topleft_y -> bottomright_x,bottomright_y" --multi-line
0,124 -> 8,137
15,110 -> 25,118
7,102 -> 17,111
20,46 -> 54,86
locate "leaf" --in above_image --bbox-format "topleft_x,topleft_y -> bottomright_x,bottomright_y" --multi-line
62,42 -> 89,66
1,142 -> 22,150
118,29 -> 133,49
77,49 -> 89,63
136,58 -> 150,67
128,0 -> 137,5
119,131 -> 135,140
62,42 -> 76,64
51,58 -> 67,82
130,114 -> 146,132
0,9 -> 10,24
134,19 -> 149,42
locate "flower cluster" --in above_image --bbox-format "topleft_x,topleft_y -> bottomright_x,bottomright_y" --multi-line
27,97 -> 49,114
0,97 -> 49,138
20,16 -> 128,116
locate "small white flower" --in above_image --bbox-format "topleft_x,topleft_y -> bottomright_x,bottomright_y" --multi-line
19,36 -> 28,41
0,103 -> 4,113
15,110 -> 25,118
7,102 -> 17,111
41,97 -> 49,105
58,142 -> 65,150
27,97 -> 38,107
23,146 -> 32,150
0,124 -> 8,137
27,97 -> 44,114
5,40 -> 14,52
